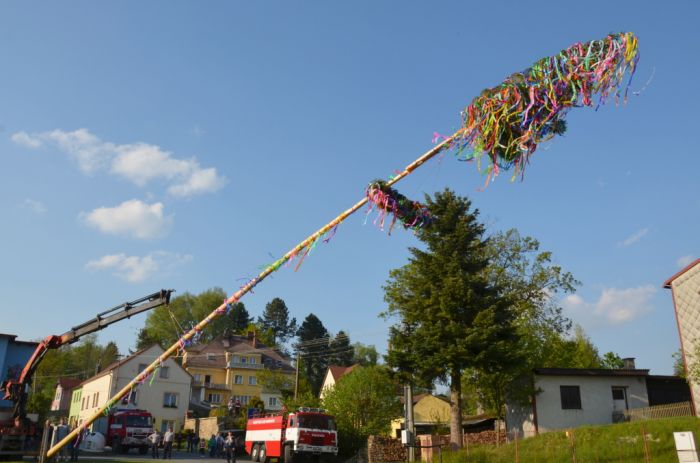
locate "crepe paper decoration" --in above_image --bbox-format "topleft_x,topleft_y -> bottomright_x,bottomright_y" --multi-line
451,32 -> 638,183
47,33 -> 639,458
365,180 -> 432,233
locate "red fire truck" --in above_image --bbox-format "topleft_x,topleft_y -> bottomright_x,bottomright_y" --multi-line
93,408 -> 154,454
245,408 -> 338,463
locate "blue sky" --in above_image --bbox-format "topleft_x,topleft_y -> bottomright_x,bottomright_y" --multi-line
1,1 -> 698,375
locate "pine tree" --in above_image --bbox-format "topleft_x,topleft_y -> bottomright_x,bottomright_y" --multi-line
296,313 -> 330,395
259,297 -> 298,346
230,302 -> 251,333
383,189 -> 518,449
328,331 -> 353,366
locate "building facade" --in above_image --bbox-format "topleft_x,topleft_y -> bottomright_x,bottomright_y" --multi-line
506,368 -> 654,438
319,365 -> 357,400
72,344 -> 192,432
50,378 -> 82,414
664,259 -> 700,414
183,332 -> 294,412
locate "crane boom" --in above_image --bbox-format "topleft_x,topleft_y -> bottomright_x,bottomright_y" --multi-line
1,289 -> 173,421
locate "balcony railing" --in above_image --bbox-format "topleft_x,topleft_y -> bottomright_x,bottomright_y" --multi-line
192,381 -> 229,390
227,362 -> 263,370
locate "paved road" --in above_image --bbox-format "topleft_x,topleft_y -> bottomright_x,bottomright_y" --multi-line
76,449 -> 251,463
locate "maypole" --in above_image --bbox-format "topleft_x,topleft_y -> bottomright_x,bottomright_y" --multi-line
48,32 -> 638,458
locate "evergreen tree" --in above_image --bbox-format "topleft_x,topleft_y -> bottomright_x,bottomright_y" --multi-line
230,302 -> 251,333
258,297 -> 297,346
383,189 -> 518,448
296,313 -> 330,395
328,331 -> 354,366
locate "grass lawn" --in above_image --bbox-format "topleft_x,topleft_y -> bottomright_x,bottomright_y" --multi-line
441,416 -> 700,462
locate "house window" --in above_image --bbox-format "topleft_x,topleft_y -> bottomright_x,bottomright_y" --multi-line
205,375 -> 211,384
92,393 -> 99,408
250,357 -> 256,365
160,366 -> 170,379
207,353 -> 215,361
208,393 -> 221,404
240,357 -> 247,364
193,374 -> 201,383
163,392 -> 178,408
122,390 -> 138,405
233,395 -> 250,405
235,375 -> 243,385
268,397 -> 278,407
612,387 -> 625,400
249,376 -> 257,386
232,356 -> 239,364
560,386 -> 582,410
138,363 -> 148,373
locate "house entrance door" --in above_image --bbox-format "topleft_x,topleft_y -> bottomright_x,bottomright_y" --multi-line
612,386 -> 628,422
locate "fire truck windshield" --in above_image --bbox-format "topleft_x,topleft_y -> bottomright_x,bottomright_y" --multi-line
126,415 -> 153,427
297,415 -> 336,430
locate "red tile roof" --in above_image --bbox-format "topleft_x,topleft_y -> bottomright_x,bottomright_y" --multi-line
327,364 -> 358,382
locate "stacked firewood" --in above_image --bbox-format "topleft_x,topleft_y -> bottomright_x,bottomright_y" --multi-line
367,436 -> 406,463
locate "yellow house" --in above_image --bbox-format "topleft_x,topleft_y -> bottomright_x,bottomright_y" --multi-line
183,332 -> 295,411
391,394 -> 451,437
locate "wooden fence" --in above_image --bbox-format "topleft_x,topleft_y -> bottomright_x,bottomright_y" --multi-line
623,401 -> 693,421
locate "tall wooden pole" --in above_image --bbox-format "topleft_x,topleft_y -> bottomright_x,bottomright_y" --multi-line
294,350 -> 300,400
47,136 -> 456,458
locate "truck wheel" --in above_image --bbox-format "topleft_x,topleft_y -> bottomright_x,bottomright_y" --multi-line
251,443 -> 260,462
259,444 -> 268,463
284,444 -> 294,463
112,437 -> 122,454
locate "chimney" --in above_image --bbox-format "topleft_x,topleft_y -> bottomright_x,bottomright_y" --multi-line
247,330 -> 257,347
622,357 -> 636,370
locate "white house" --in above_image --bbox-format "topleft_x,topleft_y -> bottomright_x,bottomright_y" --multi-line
319,365 -> 357,400
506,367 -> 651,438
664,258 -> 700,414
74,344 -> 192,432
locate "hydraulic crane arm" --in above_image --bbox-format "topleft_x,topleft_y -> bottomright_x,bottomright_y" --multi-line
1,289 -> 173,420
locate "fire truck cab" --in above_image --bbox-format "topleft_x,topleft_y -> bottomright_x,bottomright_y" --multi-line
245,408 -> 338,463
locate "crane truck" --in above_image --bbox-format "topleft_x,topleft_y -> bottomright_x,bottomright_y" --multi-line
0,290 -> 173,457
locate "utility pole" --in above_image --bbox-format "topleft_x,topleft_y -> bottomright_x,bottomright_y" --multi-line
294,350 -> 300,400
404,384 -> 415,462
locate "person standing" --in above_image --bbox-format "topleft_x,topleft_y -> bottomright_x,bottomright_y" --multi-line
187,432 -> 194,453
224,432 -> 236,463
52,418 -> 70,462
163,427 -> 174,459
70,427 -> 83,462
148,430 -> 161,459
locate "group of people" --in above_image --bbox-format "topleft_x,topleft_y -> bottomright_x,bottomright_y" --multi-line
50,418 -> 82,462
185,432 -> 237,462
148,427 -> 176,459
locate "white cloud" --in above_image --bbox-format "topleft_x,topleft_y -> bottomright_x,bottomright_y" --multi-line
168,167 -> 226,197
563,285 -> 657,326
80,199 -> 173,240
677,255 -> 695,269
619,228 -> 648,247
21,198 -> 47,214
11,131 -> 43,149
86,251 -> 192,283
11,128 -> 226,196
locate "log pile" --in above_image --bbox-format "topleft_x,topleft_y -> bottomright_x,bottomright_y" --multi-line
367,436 -> 406,463
464,430 -> 507,446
